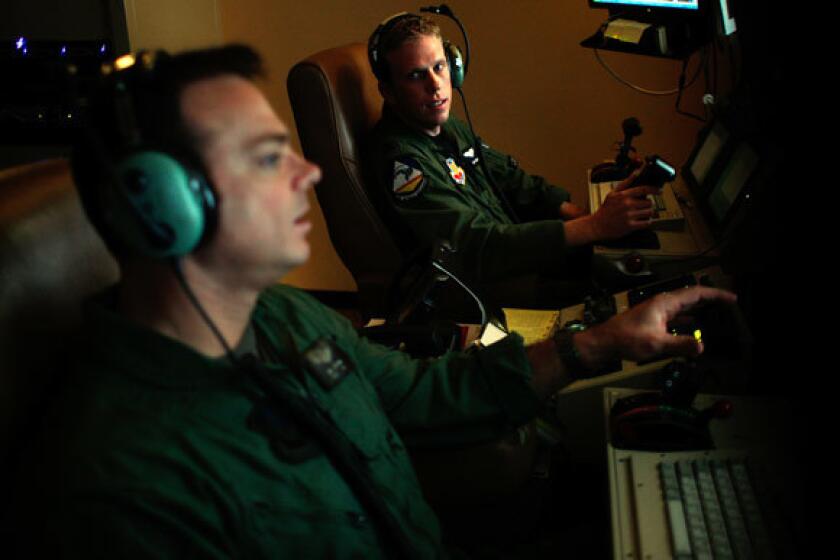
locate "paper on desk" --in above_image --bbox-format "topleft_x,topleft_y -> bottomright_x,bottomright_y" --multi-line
604,19 -> 651,44
503,308 -> 560,346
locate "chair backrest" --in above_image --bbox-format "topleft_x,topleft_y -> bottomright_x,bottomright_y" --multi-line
0,159 -> 118,468
287,43 -> 404,315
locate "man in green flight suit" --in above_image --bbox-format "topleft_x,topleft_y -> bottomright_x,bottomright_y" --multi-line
16,44 -> 734,558
366,13 -> 661,309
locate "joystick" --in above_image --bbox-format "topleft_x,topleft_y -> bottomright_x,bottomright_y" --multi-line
590,117 -> 643,183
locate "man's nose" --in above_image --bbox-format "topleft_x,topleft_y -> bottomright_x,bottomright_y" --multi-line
294,153 -> 321,191
425,70 -> 442,91
302,160 -> 321,191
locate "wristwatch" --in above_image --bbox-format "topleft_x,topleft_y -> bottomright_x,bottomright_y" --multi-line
552,325 -> 596,380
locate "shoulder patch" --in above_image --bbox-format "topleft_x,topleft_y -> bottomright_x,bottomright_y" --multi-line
392,157 -> 426,199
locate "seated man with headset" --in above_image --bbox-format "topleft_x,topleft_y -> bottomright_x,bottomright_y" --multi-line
365,11 -> 660,309
15,44 -> 734,557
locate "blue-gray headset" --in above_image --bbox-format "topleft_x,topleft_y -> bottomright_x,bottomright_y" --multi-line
92,51 -> 218,259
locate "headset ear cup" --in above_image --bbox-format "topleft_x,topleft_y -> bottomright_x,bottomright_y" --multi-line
109,151 -> 212,258
444,40 -> 465,89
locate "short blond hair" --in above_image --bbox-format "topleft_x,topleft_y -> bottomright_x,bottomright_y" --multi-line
370,14 -> 441,82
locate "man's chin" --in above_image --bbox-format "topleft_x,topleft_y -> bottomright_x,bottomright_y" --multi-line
274,245 -> 310,277
291,246 -> 311,268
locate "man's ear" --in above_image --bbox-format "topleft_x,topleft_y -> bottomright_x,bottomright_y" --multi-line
378,80 -> 396,106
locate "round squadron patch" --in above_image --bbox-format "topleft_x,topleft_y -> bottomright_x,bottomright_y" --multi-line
392,157 -> 425,200
445,158 -> 466,186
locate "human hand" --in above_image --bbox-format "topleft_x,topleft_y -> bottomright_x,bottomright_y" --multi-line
559,201 -> 588,220
574,286 -> 738,371
613,163 -> 647,192
590,174 -> 658,239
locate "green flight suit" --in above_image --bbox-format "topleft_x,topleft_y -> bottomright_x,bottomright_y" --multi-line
18,284 -> 539,558
367,105 -> 576,285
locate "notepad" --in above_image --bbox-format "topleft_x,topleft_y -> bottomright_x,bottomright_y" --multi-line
502,308 -> 561,346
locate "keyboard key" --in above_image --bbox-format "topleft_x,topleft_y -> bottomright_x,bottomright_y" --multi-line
660,462 -> 692,558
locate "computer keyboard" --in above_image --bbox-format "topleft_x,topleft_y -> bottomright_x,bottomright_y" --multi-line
612,447 -> 799,560
659,455 -> 776,559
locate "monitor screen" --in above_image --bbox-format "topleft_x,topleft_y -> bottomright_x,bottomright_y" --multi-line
689,121 -> 729,188
707,142 -> 758,224
590,0 -> 700,10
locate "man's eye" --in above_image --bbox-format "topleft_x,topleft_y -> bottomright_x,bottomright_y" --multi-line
258,153 -> 281,168
434,62 -> 447,73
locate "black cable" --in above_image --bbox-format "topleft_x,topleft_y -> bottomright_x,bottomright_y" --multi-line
675,54 -> 707,122
455,87 -> 521,224
170,259 -> 240,364
423,5 -> 520,223
727,34 -> 741,94
710,39 -> 718,102
594,35 -> 707,97
432,260 -> 487,329
420,4 -> 471,74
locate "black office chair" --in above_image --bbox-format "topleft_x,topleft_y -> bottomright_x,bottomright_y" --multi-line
0,159 -> 119,543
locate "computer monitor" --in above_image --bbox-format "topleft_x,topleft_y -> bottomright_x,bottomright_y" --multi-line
589,0 -> 701,12
682,118 -> 759,240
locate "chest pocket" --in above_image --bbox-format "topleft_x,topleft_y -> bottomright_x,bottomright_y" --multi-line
303,357 -> 404,461
260,328 -> 407,463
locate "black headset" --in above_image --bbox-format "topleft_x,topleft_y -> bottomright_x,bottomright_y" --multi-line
367,10 -> 466,89
87,50 -> 218,259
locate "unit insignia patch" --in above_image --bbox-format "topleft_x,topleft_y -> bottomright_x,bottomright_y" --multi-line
392,157 -> 425,199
